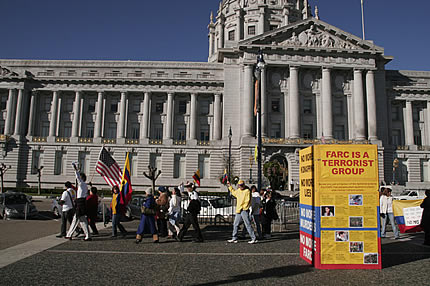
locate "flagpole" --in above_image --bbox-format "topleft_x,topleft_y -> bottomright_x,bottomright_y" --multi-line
361,0 -> 365,40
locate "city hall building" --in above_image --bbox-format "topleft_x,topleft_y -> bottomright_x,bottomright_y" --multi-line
1,0 -> 429,192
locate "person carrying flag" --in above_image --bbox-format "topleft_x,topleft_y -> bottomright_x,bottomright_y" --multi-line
111,185 -> 127,238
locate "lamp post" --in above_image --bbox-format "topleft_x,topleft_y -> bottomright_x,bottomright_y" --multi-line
35,165 -> 44,195
228,126 -> 232,182
0,163 -> 11,193
254,49 -> 265,191
249,154 -> 254,184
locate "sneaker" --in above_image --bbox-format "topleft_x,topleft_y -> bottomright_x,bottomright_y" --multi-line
56,234 -> 64,238
248,239 -> 258,244
83,237 -> 92,241
227,239 -> 238,243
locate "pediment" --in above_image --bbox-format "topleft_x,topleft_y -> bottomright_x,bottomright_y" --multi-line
240,18 -> 383,53
0,66 -> 19,78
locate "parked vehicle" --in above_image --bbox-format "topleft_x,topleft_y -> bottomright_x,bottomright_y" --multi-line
393,190 -> 426,200
51,196 -> 110,222
126,195 -> 147,219
182,196 -> 236,219
0,191 -> 38,219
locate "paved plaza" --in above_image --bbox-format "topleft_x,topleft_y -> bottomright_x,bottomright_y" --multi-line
0,201 -> 429,286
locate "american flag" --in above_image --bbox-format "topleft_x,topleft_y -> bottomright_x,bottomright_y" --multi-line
95,147 -> 122,187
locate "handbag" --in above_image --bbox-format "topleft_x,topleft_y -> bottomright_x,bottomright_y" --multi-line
141,206 -> 156,216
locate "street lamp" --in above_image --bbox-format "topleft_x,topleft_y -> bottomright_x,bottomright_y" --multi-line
0,163 -> 11,193
228,126 -> 232,182
35,165 -> 44,195
254,49 -> 265,191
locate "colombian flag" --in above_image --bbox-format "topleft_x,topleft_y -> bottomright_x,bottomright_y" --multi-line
193,170 -> 201,186
393,199 -> 424,233
119,153 -> 133,206
222,169 -> 228,184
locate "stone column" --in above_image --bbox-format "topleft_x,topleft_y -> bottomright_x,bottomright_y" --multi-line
165,92 -> 174,139
140,92 -> 151,139
214,93 -> 222,140
366,70 -> 378,140
71,91 -> 81,138
13,89 -> 24,136
243,65 -> 254,137
27,91 -> 36,136
259,7 -> 265,34
321,68 -> 333,139
283,91 -> 289,138
49,90 -> 60,137
405,100 -> 414,146
4,89 -> 15,135
94,91 -> 104,138
261,66 -> 268,137
289,66 -> 300,138
353,69 -> 366,140
189,93 -> 197,140
118,91 -> 127,138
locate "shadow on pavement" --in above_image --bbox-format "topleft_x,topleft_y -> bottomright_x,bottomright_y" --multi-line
382,236 -> 430,269
191,265 -> 312,286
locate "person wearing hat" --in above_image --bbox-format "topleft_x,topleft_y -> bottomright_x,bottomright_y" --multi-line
227,180 -> 257,244
136,187 -> 159,243
177,182 -> 204,242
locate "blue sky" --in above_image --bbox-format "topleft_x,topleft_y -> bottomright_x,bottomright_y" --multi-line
0,0 -> 428,71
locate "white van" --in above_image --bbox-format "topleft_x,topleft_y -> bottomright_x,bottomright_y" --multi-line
393,190 -> 426,200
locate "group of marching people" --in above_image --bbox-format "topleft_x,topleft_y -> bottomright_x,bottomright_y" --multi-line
56,163 -> 278,244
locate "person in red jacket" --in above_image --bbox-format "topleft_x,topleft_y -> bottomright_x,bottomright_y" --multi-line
86,187 -> 99,235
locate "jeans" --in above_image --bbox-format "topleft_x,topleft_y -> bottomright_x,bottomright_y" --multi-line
253,214 -> 262,239
232,210 -> 256,241
380,212 -> 400,238
112,213 -> 127,236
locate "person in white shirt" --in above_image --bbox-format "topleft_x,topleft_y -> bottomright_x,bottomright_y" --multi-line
65,163 -> 91,241
380,187 -> 400,239
167,186 -> 182,239
56,181 -> 76,238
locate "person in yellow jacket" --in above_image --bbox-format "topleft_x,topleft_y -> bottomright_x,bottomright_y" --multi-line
227,180 -> 257,244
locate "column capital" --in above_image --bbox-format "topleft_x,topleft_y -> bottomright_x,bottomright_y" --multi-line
322,66 -> 333,71
289,65 -> 300,70
96,90 -> 105,94
353,68 -> 364,73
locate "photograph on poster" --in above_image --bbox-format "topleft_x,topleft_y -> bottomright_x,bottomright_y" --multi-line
349,216 -> 364,228
349,241 -> 364,253
349,194 -> 363,206
364,253 -> 378,264
321,206 -> 335,217
335,231 -> 349,242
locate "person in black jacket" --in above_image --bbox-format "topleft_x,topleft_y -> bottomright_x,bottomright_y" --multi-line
177,183 -> 204,242
420,190 -> 430,246
261,190 -> 278,239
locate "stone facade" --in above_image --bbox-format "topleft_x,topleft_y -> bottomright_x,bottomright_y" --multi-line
1,0 -> 430,191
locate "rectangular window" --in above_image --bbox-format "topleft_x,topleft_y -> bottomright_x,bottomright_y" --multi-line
78,151 -> 90,175
272,99 -> 280,112
421,159 -> 429,182
131,123 -> 139,139
1,96 -> 7,110
178,101 -> 187,114
200,100 -> 210,115
392,129 -> 401,146
88,99 -> 96,112
334,125 -> 346,140
155,102 -> 163,113
270,123 -> 281,138
334,100 -> 344,116
54,151 -> 66,175
107,122 -> 117,139
413,107 -> 420,121
154,124 -> 163,140
303,99 -> 312,114
65,98 -> 73,112
132,100 -> 141,113
248,25 -> 256,35
110,102 -> 118,113
150,153 -> 162,171
63,122 -> 72,138
41,121 -> 50,137
392,105 -> 401,121
414,129 -> 422,146
31,150 -> 44,174
0,122 -> 4,134
174,154 -> 186,178
86,122 -> 94,138
228,30 -> 235,41
303,124 -> 313,139
198,154 -> 210,179
176,125 -> 186,140
200,125 -> 210,141
44,98 -> 51,112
